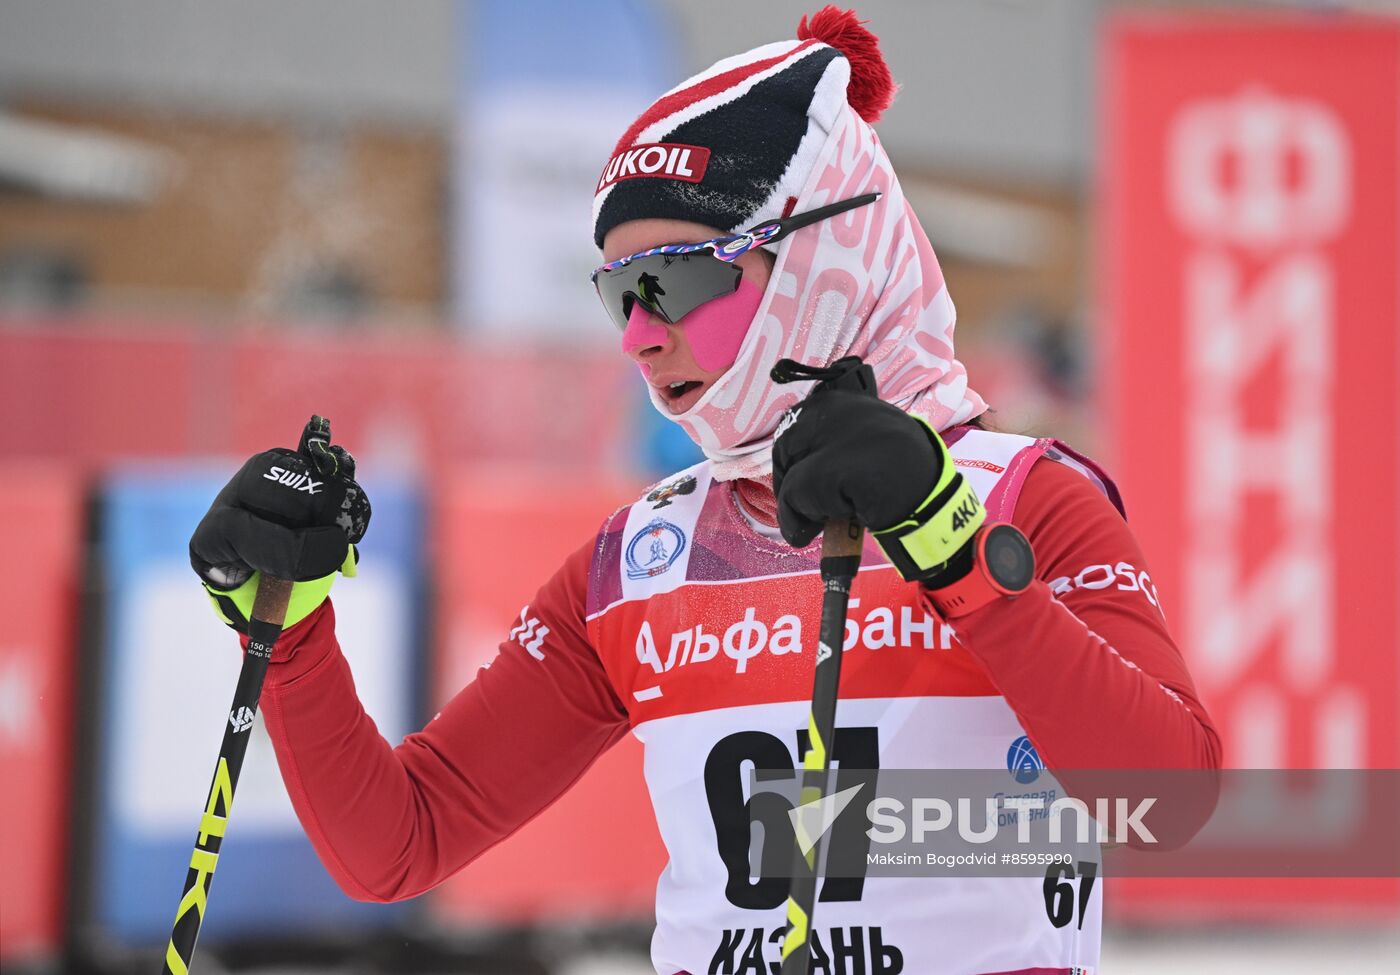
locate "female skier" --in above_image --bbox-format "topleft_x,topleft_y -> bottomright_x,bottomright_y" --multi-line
190,9 -> 1220,973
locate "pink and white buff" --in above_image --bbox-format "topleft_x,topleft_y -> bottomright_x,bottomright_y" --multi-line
652,103 -> 987,481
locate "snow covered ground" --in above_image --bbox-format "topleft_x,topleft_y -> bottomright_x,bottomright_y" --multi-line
1099,927 -> 1400,973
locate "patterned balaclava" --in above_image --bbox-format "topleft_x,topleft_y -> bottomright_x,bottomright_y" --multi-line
594,6 -> 986,481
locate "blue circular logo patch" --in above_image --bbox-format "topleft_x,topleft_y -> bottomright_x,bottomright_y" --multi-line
1007,735 -> 1044,785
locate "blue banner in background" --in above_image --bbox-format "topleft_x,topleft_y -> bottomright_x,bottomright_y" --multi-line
453,0 -> 678,340
91,465 -> 422,943
453,0 -> 701,475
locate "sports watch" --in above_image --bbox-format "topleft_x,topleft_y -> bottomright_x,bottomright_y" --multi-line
925,522 -> 1035,618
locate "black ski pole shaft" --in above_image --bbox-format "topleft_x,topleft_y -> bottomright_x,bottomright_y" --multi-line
767,354 -> 877,974
779,515 -> 863,975
160,574 -> 293,975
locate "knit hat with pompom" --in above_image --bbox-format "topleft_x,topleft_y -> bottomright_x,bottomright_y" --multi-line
592,6 -> 897,249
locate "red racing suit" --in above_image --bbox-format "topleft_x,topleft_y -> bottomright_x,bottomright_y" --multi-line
254,428 -> 1220,974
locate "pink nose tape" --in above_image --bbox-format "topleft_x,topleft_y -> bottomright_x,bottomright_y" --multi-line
621,278 -> 765,374
622,304 -> 670,361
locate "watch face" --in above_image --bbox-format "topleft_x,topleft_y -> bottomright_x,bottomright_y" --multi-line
983,524 -> 1036,592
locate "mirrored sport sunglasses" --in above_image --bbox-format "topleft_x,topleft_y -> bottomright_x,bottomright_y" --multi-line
590,191 -> 882,332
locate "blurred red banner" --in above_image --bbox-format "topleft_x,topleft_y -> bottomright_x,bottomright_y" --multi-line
0,320 -> 634,477
429,469 -> 667,923
1100,14 -> 1400,919
0,464 -> 83,961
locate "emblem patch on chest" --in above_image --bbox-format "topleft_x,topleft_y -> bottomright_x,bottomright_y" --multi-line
625,517 -> 687,580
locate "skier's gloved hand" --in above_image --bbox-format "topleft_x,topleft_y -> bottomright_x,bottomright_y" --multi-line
189,416 -> 372,633
771,366 -> 985,588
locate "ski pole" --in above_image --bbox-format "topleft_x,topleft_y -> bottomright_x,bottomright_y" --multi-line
160,574 -> 291,975
779,515 -> 864,975
161,414 -> 336,974
769,356 -> 877,975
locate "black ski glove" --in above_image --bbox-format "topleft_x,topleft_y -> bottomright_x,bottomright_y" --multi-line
771,357 -> 986,587
189,416 -> 371,631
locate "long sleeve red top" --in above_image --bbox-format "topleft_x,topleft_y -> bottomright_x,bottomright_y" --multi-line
255,459 -> 1220,902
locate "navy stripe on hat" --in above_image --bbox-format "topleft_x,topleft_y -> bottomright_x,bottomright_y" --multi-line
594,45 -> 841,248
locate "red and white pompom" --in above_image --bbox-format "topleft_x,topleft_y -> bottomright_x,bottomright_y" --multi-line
797,5 -> 898,123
